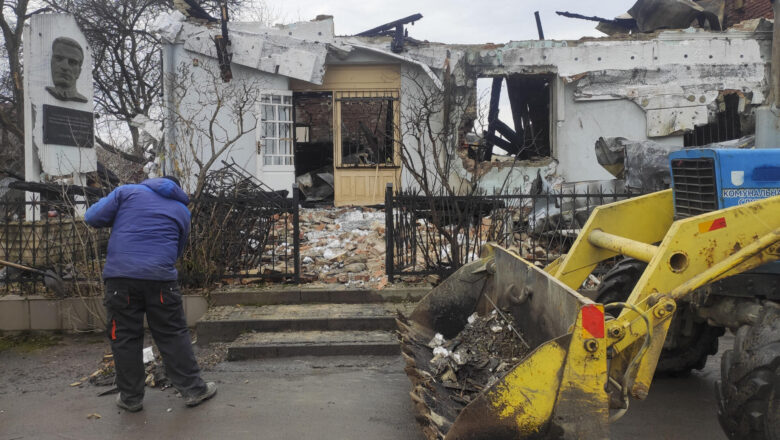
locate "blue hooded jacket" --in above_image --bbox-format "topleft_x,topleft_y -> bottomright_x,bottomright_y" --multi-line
85,178 -> 191,281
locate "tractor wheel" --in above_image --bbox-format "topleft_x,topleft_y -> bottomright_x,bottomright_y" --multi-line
717,304 -> 780,440
597,258 -> 723,375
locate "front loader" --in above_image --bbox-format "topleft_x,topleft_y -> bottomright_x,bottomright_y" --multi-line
398,148 -> 780,439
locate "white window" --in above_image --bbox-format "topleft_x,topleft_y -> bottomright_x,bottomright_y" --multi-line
258,91 -> 293,166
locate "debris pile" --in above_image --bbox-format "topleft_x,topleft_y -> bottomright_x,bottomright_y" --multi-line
426,311 -> 530,405
398,308 -> 532,440
87,352 -> 172,391
85,343 -> 228,393
298,208 -> 390,287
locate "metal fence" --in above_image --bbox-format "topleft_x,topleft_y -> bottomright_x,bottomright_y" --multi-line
385,184 -> 641,281
0,198 -> 109,295
181,185 -> 301,287
1,180 -> 301,295
179,162 -> 300,286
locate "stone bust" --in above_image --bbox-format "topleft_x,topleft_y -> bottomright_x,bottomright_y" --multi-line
45,37 -> 88,103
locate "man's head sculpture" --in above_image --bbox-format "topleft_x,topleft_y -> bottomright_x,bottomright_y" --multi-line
45,37 -> 88,103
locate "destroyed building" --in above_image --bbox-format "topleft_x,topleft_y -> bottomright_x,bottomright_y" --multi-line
154,11 -> 772,205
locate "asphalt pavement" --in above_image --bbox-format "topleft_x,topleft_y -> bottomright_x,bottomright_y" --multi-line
0,333 -> 732,440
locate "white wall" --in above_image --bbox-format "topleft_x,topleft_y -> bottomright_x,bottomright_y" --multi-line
164,44 -> 288,193
558,85 -> 656,182
399,63 -> 448,194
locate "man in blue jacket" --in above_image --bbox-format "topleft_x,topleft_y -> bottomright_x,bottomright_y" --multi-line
85,176 -> 216,412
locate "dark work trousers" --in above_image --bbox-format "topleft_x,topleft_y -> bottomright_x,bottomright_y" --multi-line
104,278 -> 206,405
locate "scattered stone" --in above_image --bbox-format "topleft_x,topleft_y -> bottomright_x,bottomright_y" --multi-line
344,263 -> 367,273
345,255 -> 368,264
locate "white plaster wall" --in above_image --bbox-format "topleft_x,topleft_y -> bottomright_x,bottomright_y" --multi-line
166,44 -> 288,193
399,64 -> 447,194
555,84 -> 683,182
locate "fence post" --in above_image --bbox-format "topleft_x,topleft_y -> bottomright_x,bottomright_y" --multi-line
292,184 -> 301,284
385,183 -> 394,283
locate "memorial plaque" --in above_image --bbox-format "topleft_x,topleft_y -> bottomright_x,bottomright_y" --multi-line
42,104 -> 94,147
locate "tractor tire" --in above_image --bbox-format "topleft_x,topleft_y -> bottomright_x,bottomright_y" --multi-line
717,304 -> 780,440
597,258 -> 723,375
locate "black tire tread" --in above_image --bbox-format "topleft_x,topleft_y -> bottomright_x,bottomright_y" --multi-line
717,305 -> 780,440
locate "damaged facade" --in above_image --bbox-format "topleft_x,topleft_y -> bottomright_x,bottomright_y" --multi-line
155,12 -> 772,205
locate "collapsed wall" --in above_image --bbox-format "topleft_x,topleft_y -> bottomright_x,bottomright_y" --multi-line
395,20 -> 772,193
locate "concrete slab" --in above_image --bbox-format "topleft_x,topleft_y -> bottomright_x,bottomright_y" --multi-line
183,295 -> 208,326
209,286 -> 430,306
196,303 -> 416,345
28,296 -> 61,330
61,297 -> 104,331
0,294 -> 30,331
227,330 -> 400,359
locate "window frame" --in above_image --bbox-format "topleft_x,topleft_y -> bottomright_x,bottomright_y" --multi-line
257,90 -> 294,168
334,89 -> 401,169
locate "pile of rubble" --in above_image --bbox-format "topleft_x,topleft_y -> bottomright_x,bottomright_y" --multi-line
253,204 -> 568,288
426,311 -> 530,404
298,207 -> 392,288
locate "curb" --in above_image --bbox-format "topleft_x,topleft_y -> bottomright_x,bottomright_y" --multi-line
0,294 -> 207,332
208,286 -> 431,306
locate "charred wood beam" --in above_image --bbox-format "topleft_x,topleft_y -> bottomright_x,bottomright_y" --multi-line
490,119 -> 522,152
487,77 -> 502,125
483,77 -> 503,153
215,0 -> 232,82
535,11 -> 545,40
555,10 -> 636,29
356,13 -> 423,53
175,0 -> 218,22
483,131 -> 514,152
356,13 -> 423,36
556,10 -> 619,22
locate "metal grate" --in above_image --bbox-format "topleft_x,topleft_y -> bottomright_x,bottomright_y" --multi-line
672,158 -> 718,218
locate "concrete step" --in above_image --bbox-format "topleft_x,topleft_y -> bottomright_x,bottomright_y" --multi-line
196,303 -> 416,345
226,330 -> 400,360
209,286 -> 430,307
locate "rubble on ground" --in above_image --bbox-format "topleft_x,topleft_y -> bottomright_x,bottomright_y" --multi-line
297,207 -> 390,288
426,311 -> 530,404
86,343 -> 227,391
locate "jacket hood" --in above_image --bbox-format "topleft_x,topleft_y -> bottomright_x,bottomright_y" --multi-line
141,178 -> 190,205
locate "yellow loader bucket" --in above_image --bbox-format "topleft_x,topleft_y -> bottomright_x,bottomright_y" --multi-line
398,245 -> 610,440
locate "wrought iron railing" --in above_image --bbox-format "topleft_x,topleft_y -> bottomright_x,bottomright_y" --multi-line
385,184 -> 640,281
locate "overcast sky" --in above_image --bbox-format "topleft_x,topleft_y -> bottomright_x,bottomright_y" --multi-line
271,0 -> 633,42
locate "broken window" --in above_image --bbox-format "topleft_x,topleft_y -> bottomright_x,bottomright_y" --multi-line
480,74 -> 553,161
684,94 -> 742,147
293,91 -> 333,176
337,90 -> 399,166
259,91 -> 294,166
293,91 -> 335,202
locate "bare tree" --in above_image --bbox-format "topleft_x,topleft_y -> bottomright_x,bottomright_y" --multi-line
43,0 -> 167,158
166,60 -> 264,198
0,0 -> 44,172
396,69 -> 515,270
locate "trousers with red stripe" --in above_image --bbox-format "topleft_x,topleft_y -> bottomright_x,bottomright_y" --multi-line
104,278 -> 206,405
